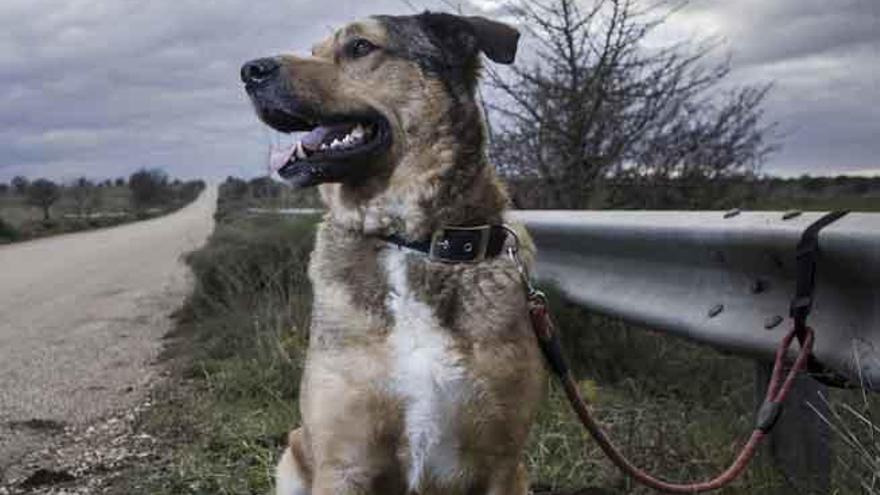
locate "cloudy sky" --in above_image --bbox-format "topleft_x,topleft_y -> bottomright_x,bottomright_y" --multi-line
0,0 -> 877,182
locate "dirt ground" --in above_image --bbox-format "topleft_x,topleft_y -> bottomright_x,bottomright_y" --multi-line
0,187 -> 216,491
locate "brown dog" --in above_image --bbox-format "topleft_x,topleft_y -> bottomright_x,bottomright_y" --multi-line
242,12 -> 545,495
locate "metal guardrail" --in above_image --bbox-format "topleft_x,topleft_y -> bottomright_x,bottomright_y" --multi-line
255,207 -> 879,389
509,210 -> 880,391
247,207 -> 322,215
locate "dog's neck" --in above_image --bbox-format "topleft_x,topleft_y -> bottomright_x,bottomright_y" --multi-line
320,97 -> 509,241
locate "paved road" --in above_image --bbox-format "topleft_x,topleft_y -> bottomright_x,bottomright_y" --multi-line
0,187 -> 216,475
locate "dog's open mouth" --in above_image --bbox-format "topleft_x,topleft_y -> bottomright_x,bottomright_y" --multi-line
268,115 -> 391,187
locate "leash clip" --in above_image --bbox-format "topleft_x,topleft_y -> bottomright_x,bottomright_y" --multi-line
501,225 -> 541,299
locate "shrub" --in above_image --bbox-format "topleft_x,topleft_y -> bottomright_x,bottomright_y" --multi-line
129,168 -> 170,209
0,216 -> 18,242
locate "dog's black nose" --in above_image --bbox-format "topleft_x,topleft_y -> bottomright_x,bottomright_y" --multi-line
241,58 -> 280,85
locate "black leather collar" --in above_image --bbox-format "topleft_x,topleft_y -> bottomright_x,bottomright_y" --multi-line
379,225 -> 508,263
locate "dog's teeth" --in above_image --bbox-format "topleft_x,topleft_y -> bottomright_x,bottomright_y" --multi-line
330,138 -> 343,149
351,125 -> 365,140
295,142 -> 307,159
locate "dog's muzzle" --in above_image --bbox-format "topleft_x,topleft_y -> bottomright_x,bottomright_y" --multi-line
241,57 -> 393,188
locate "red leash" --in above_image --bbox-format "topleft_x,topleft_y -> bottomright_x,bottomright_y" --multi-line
528,291 -> 815,493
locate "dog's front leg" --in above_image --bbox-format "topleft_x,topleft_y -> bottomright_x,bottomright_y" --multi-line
310,470 -> 375,495
485,462 -> 531,495
276,428 -> 312,495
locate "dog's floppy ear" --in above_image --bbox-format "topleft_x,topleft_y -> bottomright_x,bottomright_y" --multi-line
419,12 -> 520,65
462,15 -> 520,64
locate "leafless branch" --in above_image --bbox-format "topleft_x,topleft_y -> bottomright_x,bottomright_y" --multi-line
488,0 -> 776,208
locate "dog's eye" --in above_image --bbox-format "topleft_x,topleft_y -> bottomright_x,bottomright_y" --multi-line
348,38 -> 377,59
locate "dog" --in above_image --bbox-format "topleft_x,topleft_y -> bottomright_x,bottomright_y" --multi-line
242,12 -> 546,495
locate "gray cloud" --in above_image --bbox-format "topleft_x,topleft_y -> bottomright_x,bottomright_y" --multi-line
680,0 -> 878,66
0,0 -> 877,181
663,0 -> 880,175
0,0 -> 453,181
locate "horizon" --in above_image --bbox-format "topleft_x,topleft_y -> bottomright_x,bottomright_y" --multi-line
7,168 -> 880,184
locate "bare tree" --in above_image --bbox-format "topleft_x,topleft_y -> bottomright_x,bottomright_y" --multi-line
11,176 -> 29,195
69,177 -> 102,217
488,0 -> 775,209
27,179 -> 61,221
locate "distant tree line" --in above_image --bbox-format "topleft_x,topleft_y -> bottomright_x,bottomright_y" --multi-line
223,176 -> 288,200
506,174 -> 880,210
210,172 -> 880,215
0,169 -> 205,221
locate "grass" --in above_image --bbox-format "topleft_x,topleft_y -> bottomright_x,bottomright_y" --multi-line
120,201 -> 317,494
525,294 -> 789,494
122,189 -> 880,494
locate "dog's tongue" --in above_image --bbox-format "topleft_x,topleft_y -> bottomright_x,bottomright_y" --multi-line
269,142 -> 297,173
301,123 -> 351,151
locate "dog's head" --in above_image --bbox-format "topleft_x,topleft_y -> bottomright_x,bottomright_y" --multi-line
241,12 -> 519,190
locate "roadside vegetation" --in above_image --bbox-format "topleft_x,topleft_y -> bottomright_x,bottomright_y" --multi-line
120,179 -> 880,495
120,184 -> 318,494
215,176 -> 321,220
0,169 -> 205,244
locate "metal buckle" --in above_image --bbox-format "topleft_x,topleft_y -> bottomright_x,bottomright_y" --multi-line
501,224 -> 539,297
429,225 -> 492,263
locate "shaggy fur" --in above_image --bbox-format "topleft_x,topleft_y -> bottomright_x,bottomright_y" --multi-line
244,12 -> 545,495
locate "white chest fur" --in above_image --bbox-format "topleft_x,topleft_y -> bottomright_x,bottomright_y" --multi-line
381,248 -> 469,490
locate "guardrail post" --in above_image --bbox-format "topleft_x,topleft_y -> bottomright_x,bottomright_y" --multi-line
755,361 -> 831,493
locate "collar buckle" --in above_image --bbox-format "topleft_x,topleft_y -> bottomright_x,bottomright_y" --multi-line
429,225 -> 492,263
